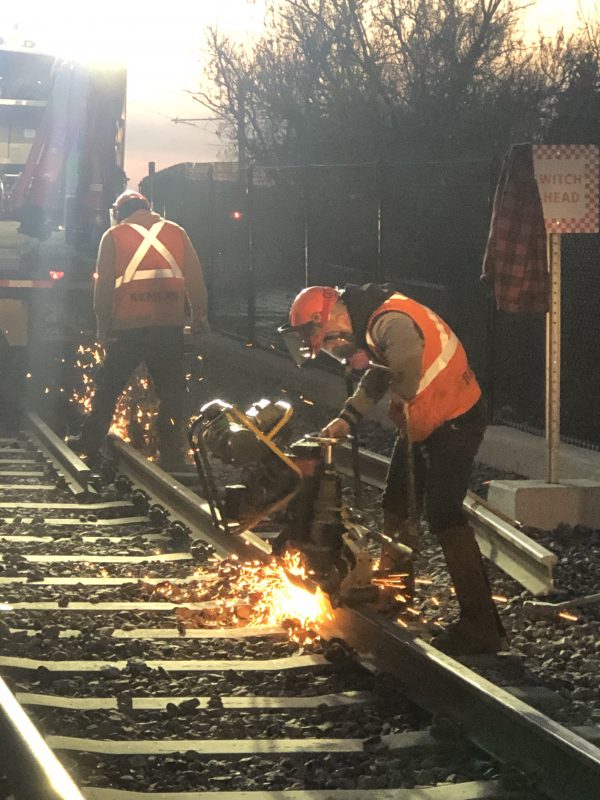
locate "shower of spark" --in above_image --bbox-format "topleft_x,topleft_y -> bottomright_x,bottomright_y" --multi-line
146,551 -> 334,644
70,343 -> 157,447
70,341 -> 205,458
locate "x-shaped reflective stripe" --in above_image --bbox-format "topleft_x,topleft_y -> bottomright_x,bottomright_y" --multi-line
115,222 -> 183,288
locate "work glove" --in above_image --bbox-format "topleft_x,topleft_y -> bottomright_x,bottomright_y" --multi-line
320,417 -> 350,439
348,348 -> 371,371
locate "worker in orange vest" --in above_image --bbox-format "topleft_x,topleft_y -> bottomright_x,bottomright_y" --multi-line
280,283 -> 505,655
69,191 -> 208,469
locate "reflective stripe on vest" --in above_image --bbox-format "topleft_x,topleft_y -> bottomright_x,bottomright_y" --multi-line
366,293 -> 479,441
114,222 -> 184,288
366,293 -> 457,396
416,307 -> 458,395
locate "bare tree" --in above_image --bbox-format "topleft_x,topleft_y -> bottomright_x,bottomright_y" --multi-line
196,0 -> 600,164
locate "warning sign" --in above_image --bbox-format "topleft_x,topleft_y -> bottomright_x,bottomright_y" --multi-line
533,144 -> 599,233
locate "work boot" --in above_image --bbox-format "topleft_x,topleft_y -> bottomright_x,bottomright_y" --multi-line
432,524 -> 506,656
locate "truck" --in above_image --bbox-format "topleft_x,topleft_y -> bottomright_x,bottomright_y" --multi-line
0,43 -> 126,350
0,42 -> 126,425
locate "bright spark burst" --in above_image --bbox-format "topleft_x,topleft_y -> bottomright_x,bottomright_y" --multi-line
70,343 -> 158,446
151,551 -> 334,644
70,340 -> 203,458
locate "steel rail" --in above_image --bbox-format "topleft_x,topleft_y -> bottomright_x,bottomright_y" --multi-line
337,443 -> 558,596
464,491 -> 557,596
0,427 -> 90,799
24,431 -> 600,800
108,434 -> 271,563
103,435 -> 600,800
0,674 -> 86,800
320,607 -> 600,800
25,412 -> 91,495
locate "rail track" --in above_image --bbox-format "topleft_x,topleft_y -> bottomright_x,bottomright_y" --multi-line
0,414 -> 599,800
333,445 -> 559,598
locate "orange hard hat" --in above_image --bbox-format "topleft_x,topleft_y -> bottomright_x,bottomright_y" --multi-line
278,286 -> 339,366
289,286 -> 339,329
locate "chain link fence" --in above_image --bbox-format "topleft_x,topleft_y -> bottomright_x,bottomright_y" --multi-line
141,160 -> 600,450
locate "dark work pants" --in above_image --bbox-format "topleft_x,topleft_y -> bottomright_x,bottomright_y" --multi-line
382,396 -> 487,534
80,326 -> 184,454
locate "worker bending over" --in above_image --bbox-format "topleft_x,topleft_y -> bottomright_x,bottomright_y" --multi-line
281,283 -> 504,656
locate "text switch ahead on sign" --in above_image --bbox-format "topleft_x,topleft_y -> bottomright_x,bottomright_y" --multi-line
533,144 -> 599,234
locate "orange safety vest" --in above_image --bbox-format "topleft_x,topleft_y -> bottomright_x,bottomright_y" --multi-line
366,294 -> 481,442
110,220 -> 186,326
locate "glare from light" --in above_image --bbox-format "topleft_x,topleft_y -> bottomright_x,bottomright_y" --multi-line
519,0 -> 597,40
2,1 -> 267,70
0,677 -> 86,800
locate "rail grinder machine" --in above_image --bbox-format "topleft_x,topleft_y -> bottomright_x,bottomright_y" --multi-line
188,397 -> 410,605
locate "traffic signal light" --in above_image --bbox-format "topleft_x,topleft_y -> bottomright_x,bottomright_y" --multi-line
229,210 -> 244,221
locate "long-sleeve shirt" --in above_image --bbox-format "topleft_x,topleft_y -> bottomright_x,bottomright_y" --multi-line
342,311 -> 424,422
94,209 -> 208,338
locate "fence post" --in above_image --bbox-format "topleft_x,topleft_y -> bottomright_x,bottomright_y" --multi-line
302,163 -> 311,285
376,159 -> 384,282
206,165 -> 215,324
246,166 -> 256,344
485,295 -> 497,426
485,156 -> 501,424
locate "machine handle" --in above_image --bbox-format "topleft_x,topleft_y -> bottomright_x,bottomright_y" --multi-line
303,433 -> 353,446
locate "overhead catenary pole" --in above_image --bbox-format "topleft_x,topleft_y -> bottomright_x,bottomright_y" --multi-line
237,79 -> 247,178
246,165 -> 256,345
236,78 -> 254,344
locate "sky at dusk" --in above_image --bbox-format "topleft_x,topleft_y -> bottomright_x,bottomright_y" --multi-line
3,0 -> 598,188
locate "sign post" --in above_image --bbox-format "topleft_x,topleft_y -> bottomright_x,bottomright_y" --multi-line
533,145 -> 599,483
545,231 -> 561,483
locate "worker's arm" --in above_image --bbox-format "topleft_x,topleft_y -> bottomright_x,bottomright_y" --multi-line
181,231 -> 209,335
340,312 -> 424,426
93,231 -> 116,344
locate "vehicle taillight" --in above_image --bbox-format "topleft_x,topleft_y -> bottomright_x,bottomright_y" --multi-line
49,270 -> 65,281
